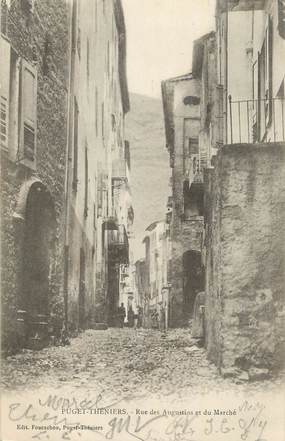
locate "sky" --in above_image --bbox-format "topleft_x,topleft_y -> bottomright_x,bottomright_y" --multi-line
122,0 -> 216,98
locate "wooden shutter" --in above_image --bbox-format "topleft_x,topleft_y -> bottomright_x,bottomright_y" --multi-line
0,38 -> 11,150
21,59 -> 37,161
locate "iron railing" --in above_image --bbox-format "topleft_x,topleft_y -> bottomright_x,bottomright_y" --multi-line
228,96 -> 285,144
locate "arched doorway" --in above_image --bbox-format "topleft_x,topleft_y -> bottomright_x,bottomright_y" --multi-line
183,250 -> 204,317
14,180 -> 56,347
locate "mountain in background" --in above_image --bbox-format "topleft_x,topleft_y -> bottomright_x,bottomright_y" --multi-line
126,93 -> 170,261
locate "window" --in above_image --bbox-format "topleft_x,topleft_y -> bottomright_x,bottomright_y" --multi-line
20,60 -> 37,162
21,0 -> 34,13
183,96 -> 200,106
72,0 -> 80,57
183,137 -> 198,174
252,60 -> 258,141
111,114 -> 116,131
73,98 -> 79,190
84,143 -> 88,217
71,0 -> 78,52
257,16 -> 273,140
188,137 -> 198,156
278,0 -> 285,39
265,16 -> 273,126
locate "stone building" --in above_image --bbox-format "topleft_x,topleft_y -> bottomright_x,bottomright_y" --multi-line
65,0 -> 132,330
135,258 -> 147,311
204,0 -> 285,378
161,74 -> 205,327
216,0 -> 285,145
161,0 -> 285,376
1,0 -> 70,350
0,0 -> 132,351
139,220 -> 170,328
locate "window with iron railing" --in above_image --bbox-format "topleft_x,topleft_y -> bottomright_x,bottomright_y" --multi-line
227,16 -> 285,144
228,96 -> 285,144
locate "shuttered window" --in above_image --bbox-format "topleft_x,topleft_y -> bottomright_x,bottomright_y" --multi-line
21,60 -> 37,161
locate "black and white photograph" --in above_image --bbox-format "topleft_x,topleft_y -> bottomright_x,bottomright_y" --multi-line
1,0 -> 285,440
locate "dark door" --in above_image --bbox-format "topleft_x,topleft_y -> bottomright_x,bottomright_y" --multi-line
183,250 -> 204,316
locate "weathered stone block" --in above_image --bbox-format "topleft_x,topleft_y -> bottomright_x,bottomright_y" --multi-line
205,142 -> 285,376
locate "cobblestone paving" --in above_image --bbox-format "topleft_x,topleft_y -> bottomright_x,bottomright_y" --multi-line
1,328 -> 285,399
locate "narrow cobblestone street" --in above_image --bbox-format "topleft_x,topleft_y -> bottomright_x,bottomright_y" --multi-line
2,329 -> 285,441
2,328 -> 284,397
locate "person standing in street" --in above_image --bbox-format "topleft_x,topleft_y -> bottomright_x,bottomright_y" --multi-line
117,303 -> 126,328
133,305 -> 139,329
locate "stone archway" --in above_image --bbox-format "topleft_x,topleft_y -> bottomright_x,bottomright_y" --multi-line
13,179 -> 56,347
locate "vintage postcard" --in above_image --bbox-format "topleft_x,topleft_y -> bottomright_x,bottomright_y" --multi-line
1,0 -> 285,440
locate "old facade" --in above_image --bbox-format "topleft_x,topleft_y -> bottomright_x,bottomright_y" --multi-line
1,0 -> 69,350
160,0 -> 285,376
161,74 -> 205,327
65,0 -> 132,331
139,220 -> 170,328
1,0 -> 132,351
204,0 -> 285,377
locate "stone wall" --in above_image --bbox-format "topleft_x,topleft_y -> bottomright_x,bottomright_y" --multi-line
1,0 -> 69,352
205,142 -> 285,378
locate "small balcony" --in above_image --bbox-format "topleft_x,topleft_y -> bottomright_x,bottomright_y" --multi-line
228,96 -> 285,145
107,224 -> 129,264
185,154 -> 205,188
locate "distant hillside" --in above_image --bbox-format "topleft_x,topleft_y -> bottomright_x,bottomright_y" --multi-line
126,93 -> 170,260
